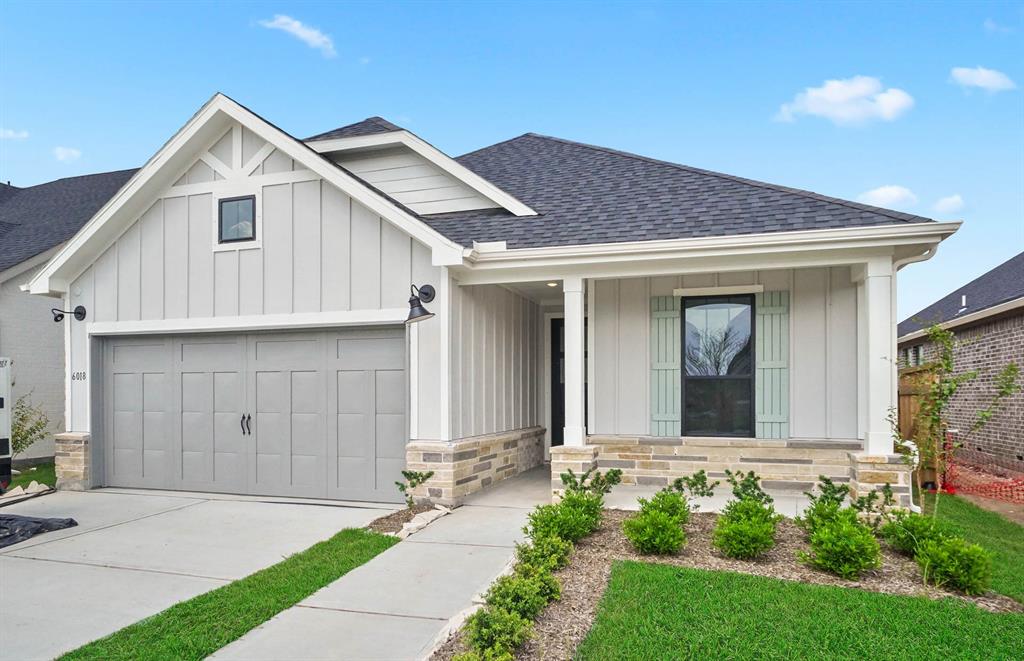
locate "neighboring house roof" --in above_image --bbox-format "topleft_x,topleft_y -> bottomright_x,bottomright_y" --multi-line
0,169 -> 137,274
898,251 -> 1024,338
0,182 -> 21,204
420,133 -> 937,249
305,116 -> 404,142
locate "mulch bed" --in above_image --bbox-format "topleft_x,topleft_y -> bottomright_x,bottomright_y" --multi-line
433,508 -> 1023,661
365,504 -> 433,534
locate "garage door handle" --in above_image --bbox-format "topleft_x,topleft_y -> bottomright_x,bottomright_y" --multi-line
240,414 -> 246,435
245,414 -> 252,436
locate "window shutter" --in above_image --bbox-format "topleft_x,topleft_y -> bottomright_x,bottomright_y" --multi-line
650,296 -> 681,436
755,291 -> 789,438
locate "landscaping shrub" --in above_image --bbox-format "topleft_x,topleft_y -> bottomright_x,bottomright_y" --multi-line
461,606 -> 533,659
514,534 -> 573,571
484,573 -> 553,620
724,469 -> 773,506
638,488 -> 690,524
672,469 -> 719,502
560,490 -> 603,526
513,562 -> 561,602
524,494 -> 600,543
797,499 -> 860,536
559,467 -> 622,498
712,498 -> 781,559
800,518 -> 881,580
916,537 -> 993,595
623,509 -> 686,555
880,512 -> 955,556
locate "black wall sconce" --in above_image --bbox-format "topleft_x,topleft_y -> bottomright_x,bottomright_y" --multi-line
406,284 -> 435,324
52,305 -> 87,323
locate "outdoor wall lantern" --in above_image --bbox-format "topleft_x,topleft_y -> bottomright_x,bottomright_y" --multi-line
405,284 -> 435,324
51,306 -> 87,323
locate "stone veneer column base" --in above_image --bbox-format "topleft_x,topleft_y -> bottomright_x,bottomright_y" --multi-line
55,432 -> 91,491
550,445 -> 599,502
406,426 -> 545,507
848,452 -> 914,509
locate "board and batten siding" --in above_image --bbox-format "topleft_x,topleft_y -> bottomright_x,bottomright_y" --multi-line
448,282 -> 543,440
331,146 -> 499,215
65,128 -> 446,440
590,268 -> 859,439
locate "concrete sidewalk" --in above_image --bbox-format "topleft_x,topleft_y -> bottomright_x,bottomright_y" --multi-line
212,467 -> 551,661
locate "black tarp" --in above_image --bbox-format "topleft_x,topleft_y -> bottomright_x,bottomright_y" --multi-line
0,514 -> 78,548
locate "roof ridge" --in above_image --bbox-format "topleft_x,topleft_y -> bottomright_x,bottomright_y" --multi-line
522,133 -> 932,225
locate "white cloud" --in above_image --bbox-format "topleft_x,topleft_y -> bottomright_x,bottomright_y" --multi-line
857,185 -> 918,209
53,146 -> 81,162
776,75 -> 914,125
933,194 -> 964,214
1,128 -> 29,139
983,18 -> 1012,34
259,15 -> 336,58
950,66 -> 1016,92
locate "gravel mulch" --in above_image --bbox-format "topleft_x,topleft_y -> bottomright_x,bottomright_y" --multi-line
433,507 -> 1022,661
365,504 -> 433,534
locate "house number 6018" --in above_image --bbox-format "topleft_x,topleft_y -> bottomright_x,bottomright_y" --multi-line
72,372 -> 87,381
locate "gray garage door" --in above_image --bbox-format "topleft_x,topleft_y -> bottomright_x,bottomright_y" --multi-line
102,328 -> 406,503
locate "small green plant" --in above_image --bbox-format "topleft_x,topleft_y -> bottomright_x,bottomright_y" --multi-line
524,494 -> 601,543
850,484 -> 897,532
879,511 -> 955,556
461,606 -> 533,659
724,469 -> 773,506
11,394 -> 50,459
514,534 -> 573,571
800,518 -> 881,580
623,509 -> 686,555
394,470 -> 434,508
804,475 -> 849,509
916,537 -> 993,595
452,649 -> 512,661
712,497 -> 781,560
513,562 -> 561,602
560,467 -> 623,498
797,500 -> 860,536
672,469 -> 720,502
484,573 -> 557,620
637,489 -> 690,524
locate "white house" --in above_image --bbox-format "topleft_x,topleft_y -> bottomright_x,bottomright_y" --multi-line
29,94 -> 958,505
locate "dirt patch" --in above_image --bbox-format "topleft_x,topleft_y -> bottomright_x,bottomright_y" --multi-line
957,493 -> 1024,526
366,505 -> 433,534
432,508 -> 1023,661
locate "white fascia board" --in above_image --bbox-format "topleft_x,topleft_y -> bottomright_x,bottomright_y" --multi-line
28,95 -> 465,297
897,295 -> 1024,343
308,130 -> 537,217
86,308 -> 407,336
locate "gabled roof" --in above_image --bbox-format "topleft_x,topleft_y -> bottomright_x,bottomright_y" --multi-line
0,169 -> 137,274
419,133 -> 938,249
304,116 -> 404,142
898,251 -> 1024,337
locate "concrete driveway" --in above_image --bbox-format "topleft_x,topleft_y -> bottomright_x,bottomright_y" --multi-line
0,489 -> 395,661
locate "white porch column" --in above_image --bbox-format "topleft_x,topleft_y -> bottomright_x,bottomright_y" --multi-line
856,258 -> 896,455
563,276 -> 586,446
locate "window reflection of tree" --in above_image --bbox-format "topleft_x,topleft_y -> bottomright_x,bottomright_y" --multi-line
685,325 -> 751,376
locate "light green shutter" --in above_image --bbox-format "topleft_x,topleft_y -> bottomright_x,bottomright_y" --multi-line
650,296 -> 681,436
755,291 -> 789,438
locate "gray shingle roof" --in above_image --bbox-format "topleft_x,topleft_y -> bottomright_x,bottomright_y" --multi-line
304,116 -> 404,142
419,133 -> 936,249
898,251 -> 1024,337
0,169 -> 137,274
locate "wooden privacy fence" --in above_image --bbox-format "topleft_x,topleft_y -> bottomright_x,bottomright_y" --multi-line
897,365 -> 936,444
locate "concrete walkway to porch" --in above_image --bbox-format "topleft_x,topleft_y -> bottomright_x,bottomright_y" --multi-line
211,467 -> 551,661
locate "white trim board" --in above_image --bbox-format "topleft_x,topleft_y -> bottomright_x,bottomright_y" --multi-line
673,284 -> 764,296
85,308 -> 407,336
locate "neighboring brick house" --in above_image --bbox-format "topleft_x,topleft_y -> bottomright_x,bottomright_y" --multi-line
0,171 -> 136,459
898,251 -> 1024,473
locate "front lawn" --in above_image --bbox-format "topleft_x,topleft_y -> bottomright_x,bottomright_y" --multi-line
928,493 -> 1024,603
577,561 -> 1024,660
61,528 -> 397,661
8,459 -> 56,490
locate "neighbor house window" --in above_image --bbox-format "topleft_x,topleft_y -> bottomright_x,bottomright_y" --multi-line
681,295 -> 754,437
218,195 -> 256,244
912,345 -> 923,366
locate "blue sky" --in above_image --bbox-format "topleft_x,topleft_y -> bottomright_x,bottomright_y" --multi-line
1,1 -> 1021,319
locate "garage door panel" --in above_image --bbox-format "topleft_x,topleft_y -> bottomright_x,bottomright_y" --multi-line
215,452 -> 245,487
337,457 -> 368,490
291,413 -> 322,456
376,457 -> 404,490
113,373 -> 143,412
375,370 -> 404,414
111,342 -> 165,369
291,371 -> 320,414
182,451 -> 211,483
376,414 -> 406,459
337,414 -> 369,457
336,337 -> 404,371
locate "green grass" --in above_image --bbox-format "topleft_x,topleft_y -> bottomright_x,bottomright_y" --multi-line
926,493 -> 1024,603
60,528 -> 397,661
577,562 -> 1024,660
8,460 -> 56,490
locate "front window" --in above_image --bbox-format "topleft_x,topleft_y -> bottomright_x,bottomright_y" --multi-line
218,195 -> 256,244
682,295 -> 754,436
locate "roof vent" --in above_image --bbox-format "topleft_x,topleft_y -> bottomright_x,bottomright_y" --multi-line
956,294 -> 968,315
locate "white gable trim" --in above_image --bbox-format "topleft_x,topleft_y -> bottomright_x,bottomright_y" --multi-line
308,130 -> 537,217
29,94 -> 464,295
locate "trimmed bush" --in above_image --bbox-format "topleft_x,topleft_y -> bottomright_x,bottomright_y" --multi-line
801,518 -> 881,580
623,510 -> 686,555
525,501 -> 594,543
513,562 -> 561,602
879,512 -> 955,556
462,606 -> 533,658
720,497 -> 780,526
560,490 -> 603,526
638,489 -> 690,524
724,469 -> 773,506
916,537 -> 993,595
797,500 -> 859,536
714,514 -> 777,559
515,534 -> 573,571
484,573 -> 553,620
453,649 -> 512,661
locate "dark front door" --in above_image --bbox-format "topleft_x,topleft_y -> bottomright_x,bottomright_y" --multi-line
550,318 -> 587,446
681,295 -> 755,437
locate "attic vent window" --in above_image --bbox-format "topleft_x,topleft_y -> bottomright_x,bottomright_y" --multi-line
218,196 -> 256,244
